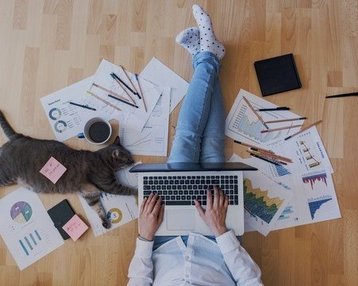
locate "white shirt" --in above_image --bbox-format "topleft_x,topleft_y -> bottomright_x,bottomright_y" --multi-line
127,230 -> 263,285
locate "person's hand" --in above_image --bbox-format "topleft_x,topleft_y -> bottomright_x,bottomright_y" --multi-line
194,186 -> 228,237
138,193 -> 164,241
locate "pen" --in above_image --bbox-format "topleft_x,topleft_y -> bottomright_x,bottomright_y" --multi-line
107,94 -> 139,108
135,74 -> 147,112
257,107 -> 290,111
69,101 -> 96,111
247,151 -> 281,166
110,72 -> 140,98
326,92 -> 358,98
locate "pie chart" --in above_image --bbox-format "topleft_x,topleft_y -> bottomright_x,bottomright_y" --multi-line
107,208 -> 122,224
10,201 -> 33,223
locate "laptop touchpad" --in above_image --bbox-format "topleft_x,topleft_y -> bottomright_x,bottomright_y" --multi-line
166,209 -> 195,230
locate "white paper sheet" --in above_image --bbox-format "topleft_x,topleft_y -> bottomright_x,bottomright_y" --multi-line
78,165 -> 139,236
120,88 -> 171,156
40,77 -> 102,141
140,57 -> 189,113
229,155 -> 291,235
91,59 -> 162,132
270,127 -> 340,230
0,188 -> 64,270
225,89 -> 305,146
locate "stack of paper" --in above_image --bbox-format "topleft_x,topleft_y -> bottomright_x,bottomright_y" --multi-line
40,57 -> 189,157
226,89 -> 341,236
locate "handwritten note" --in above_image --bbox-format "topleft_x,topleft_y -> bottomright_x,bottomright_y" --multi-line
62,215 -> 88,241
39,157 -> 67,184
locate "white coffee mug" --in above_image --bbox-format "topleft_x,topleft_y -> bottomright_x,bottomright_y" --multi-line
83,117 -> 112,145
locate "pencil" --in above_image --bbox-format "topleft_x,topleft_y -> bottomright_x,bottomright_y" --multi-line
253,149 -> 292,163
107,94 -> 139,108
284,120 -> 323,141
326,92 -> 358,98
234,140 -> 274,153
135,74 -> 147,112
242,96 -> 269,129
261,124 -> 303,133
86,91 -> 122,111
119,66 -> 141,99
249,151 -> 287,165
110,73 -> 136,104
92,83 -> 131,102
69,101 -> 96,111
247,151 -> 281,166
265,117 -> 307,124
257,107 -> 290,111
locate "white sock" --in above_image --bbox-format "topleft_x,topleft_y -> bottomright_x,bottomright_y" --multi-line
192,4 -> 225,60
176,27 -> 200,57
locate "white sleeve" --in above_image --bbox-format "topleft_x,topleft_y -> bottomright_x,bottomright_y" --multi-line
216,230 -> 263,286
127,238 -> 154,286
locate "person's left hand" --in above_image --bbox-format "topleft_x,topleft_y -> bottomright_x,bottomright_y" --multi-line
138,193 -> 164,241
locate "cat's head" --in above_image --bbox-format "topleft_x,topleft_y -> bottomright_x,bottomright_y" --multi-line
98,136 -> 134,170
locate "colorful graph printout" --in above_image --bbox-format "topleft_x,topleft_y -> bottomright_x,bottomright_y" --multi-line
242,174 -> 290,236
79,165 -> 139,236
225,89 -> 305,145
0,188 -> 64,270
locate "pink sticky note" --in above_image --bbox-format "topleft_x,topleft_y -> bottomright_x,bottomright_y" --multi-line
39,157 -> 67,184
62,215 -> 89,241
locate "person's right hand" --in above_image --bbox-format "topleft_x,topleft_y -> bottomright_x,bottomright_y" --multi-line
194,186 -> 229,237
138,193 -> 164,241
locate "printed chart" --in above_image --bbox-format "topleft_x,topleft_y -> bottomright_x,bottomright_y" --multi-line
308,196 -> 333,220
225,89 -> 305,145
79,166 -> 139,236
244,179 -> 283,224
0,188 -> 64,270
243,175 -> 289,236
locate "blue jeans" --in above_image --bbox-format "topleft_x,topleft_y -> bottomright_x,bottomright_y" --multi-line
154,52 -> 225,250
168,52 -> 225,163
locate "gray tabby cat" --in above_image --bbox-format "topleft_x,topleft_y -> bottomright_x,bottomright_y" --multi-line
0,110 -> 135,229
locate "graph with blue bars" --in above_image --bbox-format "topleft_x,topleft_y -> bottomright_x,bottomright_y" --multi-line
19,230 -> 42,256
271,164 -> 291,177
308,197 -> 332,219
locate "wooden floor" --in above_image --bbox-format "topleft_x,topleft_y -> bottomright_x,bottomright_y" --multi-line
0,0 -> 357,285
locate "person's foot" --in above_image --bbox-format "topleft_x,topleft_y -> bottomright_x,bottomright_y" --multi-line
176,27 -> 200,57
192,4 -> 225,60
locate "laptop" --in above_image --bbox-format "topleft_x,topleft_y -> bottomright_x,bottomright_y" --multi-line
130,162 -> 257,236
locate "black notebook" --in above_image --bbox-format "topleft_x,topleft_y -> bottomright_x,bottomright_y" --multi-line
254,53 -> 302,96
47,199 -> 76,240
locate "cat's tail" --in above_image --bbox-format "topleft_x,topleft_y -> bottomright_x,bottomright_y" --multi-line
0,110 -> 18,139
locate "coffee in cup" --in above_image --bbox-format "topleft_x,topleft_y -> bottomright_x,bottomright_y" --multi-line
83,117 -> 112,145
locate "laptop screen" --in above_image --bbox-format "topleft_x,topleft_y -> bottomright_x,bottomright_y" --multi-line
129,162 -> 257,172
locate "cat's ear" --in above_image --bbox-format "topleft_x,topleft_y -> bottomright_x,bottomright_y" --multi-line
114,136 -> 121,145
112,149 -> 120,159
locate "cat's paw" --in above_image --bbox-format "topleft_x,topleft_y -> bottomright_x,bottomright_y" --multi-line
102,218 -> 111,229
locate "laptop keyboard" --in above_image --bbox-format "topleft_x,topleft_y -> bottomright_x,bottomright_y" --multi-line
143,175 -> 239,206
